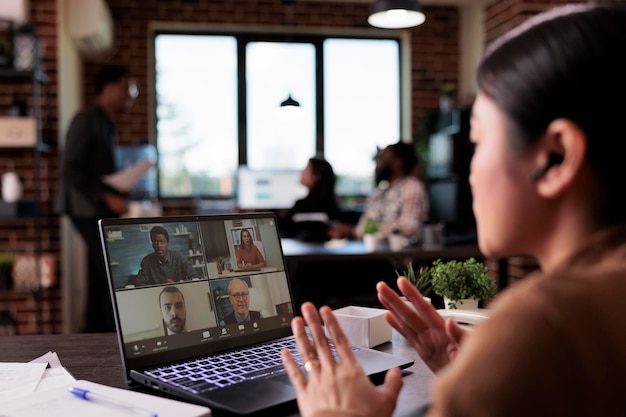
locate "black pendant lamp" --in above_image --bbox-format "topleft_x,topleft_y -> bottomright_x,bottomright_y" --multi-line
368,0 -> 426,29
280,94 -> 300,107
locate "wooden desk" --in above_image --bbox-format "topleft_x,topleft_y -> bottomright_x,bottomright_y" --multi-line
0,332 -> 433,417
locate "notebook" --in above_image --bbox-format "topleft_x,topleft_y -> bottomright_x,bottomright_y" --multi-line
99,212 -> 413,415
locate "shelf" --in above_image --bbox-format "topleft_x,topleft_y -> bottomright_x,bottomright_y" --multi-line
0,201 -> 37,218
0,68 -> 49,84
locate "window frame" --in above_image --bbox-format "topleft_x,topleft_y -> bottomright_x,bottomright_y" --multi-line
150,24 -> 412,200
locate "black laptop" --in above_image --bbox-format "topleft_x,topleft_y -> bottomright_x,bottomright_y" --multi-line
99,212 -> 413,415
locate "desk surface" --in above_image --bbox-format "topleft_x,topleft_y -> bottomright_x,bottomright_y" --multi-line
0,332 -> 433,417
281,238 -> 482,262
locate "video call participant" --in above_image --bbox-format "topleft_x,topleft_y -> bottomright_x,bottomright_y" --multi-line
219,279 -> 262,325
236,229 -> 266,270
159,286 -> 188,335
131,225 -> 199,286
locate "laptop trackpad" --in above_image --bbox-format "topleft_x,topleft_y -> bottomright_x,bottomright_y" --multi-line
204,377 -> 296,414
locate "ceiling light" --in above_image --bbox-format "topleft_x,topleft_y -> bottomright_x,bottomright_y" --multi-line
368,0 -> 425,29
280,94 -> 300,107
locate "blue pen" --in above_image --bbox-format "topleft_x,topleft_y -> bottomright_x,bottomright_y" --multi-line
68,386 -> 158,417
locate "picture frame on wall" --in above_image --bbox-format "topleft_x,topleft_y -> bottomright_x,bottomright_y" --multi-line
0,19 -> 14,68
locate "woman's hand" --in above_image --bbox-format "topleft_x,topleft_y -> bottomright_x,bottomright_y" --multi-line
281,302 -> 402,417
377,277 -> 465,373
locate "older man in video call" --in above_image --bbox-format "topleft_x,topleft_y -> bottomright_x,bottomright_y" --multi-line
220,279 -> 262,325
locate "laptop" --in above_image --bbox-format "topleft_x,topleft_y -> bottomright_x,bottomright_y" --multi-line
99,212 -> 413,415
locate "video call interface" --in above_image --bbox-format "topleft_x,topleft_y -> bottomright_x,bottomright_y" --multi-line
102,216 -> 294,357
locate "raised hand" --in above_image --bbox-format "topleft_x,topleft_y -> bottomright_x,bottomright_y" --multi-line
281,302 -> 402,417
377,277 -> 465,373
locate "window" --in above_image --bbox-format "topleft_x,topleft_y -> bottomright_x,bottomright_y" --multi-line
154,32 -> 402,200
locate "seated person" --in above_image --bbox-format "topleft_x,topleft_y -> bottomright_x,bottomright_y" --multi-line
130,225 -> 199,286
159,286 -> 188,335
329,141 -> 429,244
236,229 -> 266,270
279,157 -> 339,242
219,279 -> 262,325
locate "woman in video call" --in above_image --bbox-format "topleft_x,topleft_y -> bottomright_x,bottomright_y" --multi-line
281,4 -> 626,417
237,228 -> 266,270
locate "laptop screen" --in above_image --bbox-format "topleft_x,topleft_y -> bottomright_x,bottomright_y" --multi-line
100,213 -> 295,365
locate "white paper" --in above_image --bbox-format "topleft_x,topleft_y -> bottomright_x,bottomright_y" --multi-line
28,351 -> 76,393
0,362 -> 47,402
0,380 -> 212,417
103,158 -> 155,192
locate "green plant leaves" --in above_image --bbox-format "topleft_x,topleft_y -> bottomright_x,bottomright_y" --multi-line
430,257 -> 496,302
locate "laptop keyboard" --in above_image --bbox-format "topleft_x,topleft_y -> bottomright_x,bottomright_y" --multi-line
145,337 -> 324,394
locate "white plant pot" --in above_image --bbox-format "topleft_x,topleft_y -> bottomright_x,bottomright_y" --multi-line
389,234 -> 408,251
443,297 -> 479,310
363,234 -> 380,252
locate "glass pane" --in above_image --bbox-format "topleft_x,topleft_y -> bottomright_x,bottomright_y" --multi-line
324,39 -> 400,196
246,42 -> 316,170
155,35 -> 238,198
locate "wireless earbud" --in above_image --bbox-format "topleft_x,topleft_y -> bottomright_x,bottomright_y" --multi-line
529,153 -> 564,181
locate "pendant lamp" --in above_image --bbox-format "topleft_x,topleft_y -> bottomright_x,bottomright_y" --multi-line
280,94 -> 300,107
368,0 -> 426,29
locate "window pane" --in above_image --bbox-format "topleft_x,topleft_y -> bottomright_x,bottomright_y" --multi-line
246,42 -> 316,169
324,39 -> 400,196
155,35 -> 238,198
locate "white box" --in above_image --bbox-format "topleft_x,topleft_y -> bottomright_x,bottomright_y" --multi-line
330,306 -> 392,348
0,117 -> 37,147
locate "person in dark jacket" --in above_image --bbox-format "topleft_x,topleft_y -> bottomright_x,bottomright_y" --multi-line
279,157 -> 339,242
59,65 -> 137,332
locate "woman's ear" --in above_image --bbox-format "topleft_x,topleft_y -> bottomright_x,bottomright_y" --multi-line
534,118 -> 587,198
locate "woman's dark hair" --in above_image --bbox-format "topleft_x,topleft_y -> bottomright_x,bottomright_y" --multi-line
307,157 -> 338,212
387,141 -> 418,176
477,4 -> 626,224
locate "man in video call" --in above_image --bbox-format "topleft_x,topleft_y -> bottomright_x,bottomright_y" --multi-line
131,225 -> 199,286
159,286 -> 188,335
220,278 -> 262,325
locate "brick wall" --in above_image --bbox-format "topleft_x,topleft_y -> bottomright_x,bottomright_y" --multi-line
0,288 -> 61,335
0,0 -> 60,334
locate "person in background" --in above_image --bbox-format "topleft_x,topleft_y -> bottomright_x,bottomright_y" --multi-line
281,4 -> 626,416
58,65 -> 137,333
159,286 -> 188,335
328,141 -> 429,244
279,157 -> 339,242
236,229 -> 266,270
219,278 -> 262,325
132,225 -> 199,286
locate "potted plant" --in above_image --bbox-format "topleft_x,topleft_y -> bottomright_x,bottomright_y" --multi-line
395,262 -> 432,303
430,257 -> 496,309
362,219 -> 381,252
389,228 -> 407,251
439,82 -> 456,112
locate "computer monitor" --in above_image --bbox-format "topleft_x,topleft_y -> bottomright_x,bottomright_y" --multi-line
236,166 -> 307,210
